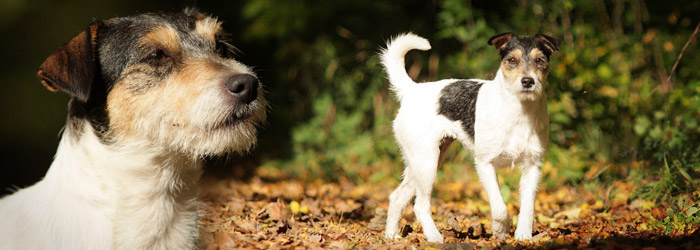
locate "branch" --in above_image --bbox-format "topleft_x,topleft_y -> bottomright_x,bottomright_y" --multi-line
666,21 -> 700,86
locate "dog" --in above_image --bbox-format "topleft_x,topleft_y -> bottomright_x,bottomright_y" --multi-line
381,32 -> 560,243
0,9 -> 266,250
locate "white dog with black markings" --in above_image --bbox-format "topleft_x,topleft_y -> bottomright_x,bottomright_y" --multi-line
381,32 -> 560,242
0,10 -> 266,250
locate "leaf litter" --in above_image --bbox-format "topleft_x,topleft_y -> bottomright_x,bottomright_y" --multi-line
198,172 -> 700,249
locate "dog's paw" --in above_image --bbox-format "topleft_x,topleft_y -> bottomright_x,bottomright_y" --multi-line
425,233 -> 444,243
384,232 -> 403,240
492,219 -> 511,239
513,229 -> 533,241
493,232 -> 508,240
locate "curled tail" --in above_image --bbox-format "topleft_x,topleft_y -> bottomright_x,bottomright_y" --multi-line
380,33 -> 431,97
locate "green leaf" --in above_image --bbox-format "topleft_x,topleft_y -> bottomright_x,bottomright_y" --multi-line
673,161 -> 694,183
686,206 -> 700,217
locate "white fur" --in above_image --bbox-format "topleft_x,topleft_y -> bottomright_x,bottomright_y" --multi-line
0,123 -> 205,250
382,33 -> 549,242
0,62 -> 265,250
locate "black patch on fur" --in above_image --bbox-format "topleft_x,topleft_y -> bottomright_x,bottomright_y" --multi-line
438,80 -> 483,139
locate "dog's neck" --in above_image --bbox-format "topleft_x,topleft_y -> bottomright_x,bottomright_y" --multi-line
45,122 -> 201,249
50,121 -> 202,194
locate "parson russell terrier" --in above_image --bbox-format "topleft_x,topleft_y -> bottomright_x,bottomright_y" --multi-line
381,32 -> 560,242
0,10 -> 266,249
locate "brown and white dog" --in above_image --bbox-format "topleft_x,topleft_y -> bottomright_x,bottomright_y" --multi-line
0,9 -> 266,249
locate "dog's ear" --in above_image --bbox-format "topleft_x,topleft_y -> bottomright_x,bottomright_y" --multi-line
535,34 -> 561,53
37,22 -> 101,103
487,32 -> 515,50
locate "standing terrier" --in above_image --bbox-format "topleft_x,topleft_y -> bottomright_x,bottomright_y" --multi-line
0,9 -> 266,250
381,32 -> 560,242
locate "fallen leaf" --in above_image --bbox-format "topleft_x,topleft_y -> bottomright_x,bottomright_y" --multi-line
258,201 -> 284,222
554,207 -> 582,219
467,221 -> 484,239
214,231 -> 234,246
447,215 -> 462,231
309,233 -> 323,242
538,214 -> 555,223
368,208 -> 387,231
290,201 -> 301,214
437,243 -> 476,250
232,218 -> 257,233
651,207 -> 666,220
335,199 -> 362,215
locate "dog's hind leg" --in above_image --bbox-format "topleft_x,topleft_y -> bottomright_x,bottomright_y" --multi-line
406,144 -> 443,243
385,171 -> 416,239
475,161 -> 510,239
514,161 -> 541,240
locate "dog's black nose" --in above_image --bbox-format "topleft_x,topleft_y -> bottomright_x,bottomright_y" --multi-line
225,74 -> 259,104
521,77 -> 535,88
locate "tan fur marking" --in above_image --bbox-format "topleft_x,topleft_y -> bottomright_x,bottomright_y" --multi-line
170,60 -> 221,111
106,81 -> 140,138
529,48 -> 543,60
142,26 -> 181,53
529,48 -> 549,80
195,17 -> 221,42
106,59 -> 221,140
501,49 -> 524,84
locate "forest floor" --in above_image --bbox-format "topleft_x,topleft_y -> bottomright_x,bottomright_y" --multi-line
198,168 -> 700,250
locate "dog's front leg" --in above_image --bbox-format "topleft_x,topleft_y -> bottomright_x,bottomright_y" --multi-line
475,162 -> 510,239
514,162 -> 542,240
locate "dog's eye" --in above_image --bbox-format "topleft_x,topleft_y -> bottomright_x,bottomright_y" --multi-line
147,49 -> 170,64
508,57 -> 517,64
535,58 -> 545,65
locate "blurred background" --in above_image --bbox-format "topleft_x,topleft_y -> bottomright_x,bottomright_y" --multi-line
1,0 -> 698,204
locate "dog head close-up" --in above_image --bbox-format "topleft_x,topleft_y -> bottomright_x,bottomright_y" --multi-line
0,9 -> 267,250
488,33 -> 561,101
37,9 -> 266,157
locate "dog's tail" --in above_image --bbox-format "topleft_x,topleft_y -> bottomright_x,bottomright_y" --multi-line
380,33 -> 431,97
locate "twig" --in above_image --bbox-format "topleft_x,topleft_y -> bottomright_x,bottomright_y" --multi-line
666,21 -> 700,86
651,37 -> 670,93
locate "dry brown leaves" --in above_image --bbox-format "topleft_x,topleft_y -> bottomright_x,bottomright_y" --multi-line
198,175 -> 700,250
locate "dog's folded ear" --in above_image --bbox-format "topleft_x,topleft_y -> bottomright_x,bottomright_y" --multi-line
37,22 -> 102,103
487,32 -> 515,50
535,34 -> 561,53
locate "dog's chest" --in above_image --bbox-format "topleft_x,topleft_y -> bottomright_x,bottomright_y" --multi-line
501,115 -> 541,158
473,94 -> 548,163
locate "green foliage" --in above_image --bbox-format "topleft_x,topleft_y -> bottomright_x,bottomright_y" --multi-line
646,194 -> 700,235
243,1 -> 410,181
244,0 -> 700,198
